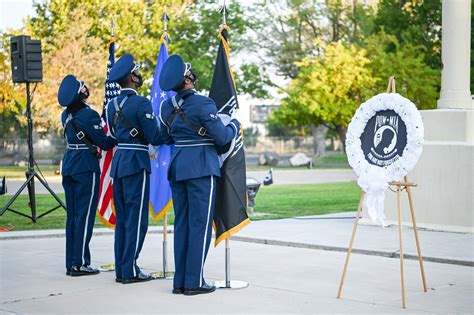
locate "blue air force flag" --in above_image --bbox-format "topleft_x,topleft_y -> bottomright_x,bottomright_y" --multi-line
149,34 -> 175,220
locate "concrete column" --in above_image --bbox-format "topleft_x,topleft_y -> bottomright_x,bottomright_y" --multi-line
437,0 -> 472,109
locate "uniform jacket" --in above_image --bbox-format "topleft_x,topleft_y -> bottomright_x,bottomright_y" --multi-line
107,88 -> 163,179
159,88 -> 240,181
61,105 -> 116,176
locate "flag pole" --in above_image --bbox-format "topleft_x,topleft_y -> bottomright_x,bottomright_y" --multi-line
111,17 -> 115,37
214,237 -> 248,289
160,212 -> 173,279
161,5 -> 173,280
98,17 -> 119,272
213,2 -> 248,290
220,0 -> 227,26
152,7 -> 174,280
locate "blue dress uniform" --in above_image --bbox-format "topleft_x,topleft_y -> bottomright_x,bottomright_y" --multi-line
58,75 -> 117,276
107,54 -> 163,283
159,55 -> 240,293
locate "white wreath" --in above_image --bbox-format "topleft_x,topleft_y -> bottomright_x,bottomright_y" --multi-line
345,93 -> 424,225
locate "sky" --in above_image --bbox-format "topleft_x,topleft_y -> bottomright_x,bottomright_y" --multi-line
0,0 -> 35,31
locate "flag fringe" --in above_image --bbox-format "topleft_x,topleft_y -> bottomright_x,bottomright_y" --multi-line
217,25 -> 237,89
149,199 -> 173,221
160,33 -> 169,50
97,205 -> 116,229
213,218 -> 251,247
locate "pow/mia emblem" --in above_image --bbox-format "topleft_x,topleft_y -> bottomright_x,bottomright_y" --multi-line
361,109 -> 407,167
210,113 -> 217,120
145,113 -> 155,119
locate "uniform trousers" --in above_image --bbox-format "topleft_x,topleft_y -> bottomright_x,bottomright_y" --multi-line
113,170 -> 150,280
171,175 -> 216,289
62,171 -> 98,269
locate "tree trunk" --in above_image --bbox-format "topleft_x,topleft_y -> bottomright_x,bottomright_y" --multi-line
336,125 -> 347,153
311,124 -> 328,157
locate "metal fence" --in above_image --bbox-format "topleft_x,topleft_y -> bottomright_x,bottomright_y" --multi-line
244,136 -> 316,154
0,135 -> 66,166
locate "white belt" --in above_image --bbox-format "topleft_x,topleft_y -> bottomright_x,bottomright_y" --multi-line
67,143 -> 97,150
175,143 -> 214,147
117,143 -> 148,152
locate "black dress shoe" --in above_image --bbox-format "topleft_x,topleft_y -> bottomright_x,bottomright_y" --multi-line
184,283 -> 216,296
115,278 -> 122,283
122,272 -> 153,284
70,266 -> 100,277
172,287 -> 184,294
66,268 -> 71,276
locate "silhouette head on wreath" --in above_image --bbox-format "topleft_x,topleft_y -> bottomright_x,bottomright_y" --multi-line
375,129 -> 395,155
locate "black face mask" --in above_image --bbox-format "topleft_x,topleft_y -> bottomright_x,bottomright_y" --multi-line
185,69 -> 197,84
79,86 -> 90,100
133,73 -> 143,88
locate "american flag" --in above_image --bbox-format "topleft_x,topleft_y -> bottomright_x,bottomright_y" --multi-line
97,39 -> 121,228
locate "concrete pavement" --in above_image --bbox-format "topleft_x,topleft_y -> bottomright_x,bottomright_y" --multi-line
236,212 -> 474,266
1,233 -> 472,314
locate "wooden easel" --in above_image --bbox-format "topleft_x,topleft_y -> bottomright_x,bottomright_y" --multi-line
336,77 -> 428,308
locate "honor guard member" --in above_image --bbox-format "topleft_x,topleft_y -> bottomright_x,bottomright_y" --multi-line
107,54 -> 163,284
59,75 -> 117,277
158,55 -> 241,295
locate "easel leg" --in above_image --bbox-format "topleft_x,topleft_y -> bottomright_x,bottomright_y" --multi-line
405,177 -> 427,292
337,192 -> 365,299
397,186 -> 406,308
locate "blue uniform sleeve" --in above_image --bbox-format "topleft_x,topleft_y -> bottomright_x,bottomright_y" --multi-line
137,97 -> 163,146
81,109 -> 117,150
199,97 -> 240,146
158,100 -> 174,145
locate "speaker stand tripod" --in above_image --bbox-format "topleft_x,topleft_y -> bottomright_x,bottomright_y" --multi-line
0,82 -> 66,221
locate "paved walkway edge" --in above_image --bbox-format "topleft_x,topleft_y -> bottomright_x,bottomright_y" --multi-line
1,229 -> 472,267
230,236 -> 474,267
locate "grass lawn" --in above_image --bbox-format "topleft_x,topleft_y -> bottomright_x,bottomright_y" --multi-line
0,182 -> 360,231
251,182 -> 359,220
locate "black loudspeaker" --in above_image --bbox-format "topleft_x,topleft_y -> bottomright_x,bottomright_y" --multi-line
10,35 -> 42,83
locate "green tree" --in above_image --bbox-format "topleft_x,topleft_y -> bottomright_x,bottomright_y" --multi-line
364,31 -> 439,109
275,42 -> 378,153
31,7 -> 106,130
0,32 -> 27,138
1,0 -> 264,131
255,0 -> 375,80
373,0 -> 441,70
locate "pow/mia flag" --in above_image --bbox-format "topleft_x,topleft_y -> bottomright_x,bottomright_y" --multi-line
263,169 -> 273,186
209,25 -> 250,247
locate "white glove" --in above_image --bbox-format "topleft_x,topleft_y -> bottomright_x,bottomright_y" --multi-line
218,113 -> 231,125
230,109 -> 243,122
148,144 -> 158,160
